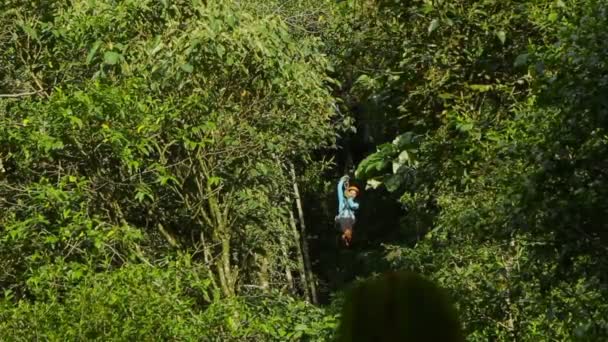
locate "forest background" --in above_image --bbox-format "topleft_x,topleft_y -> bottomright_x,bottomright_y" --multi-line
1,0 -> 608,340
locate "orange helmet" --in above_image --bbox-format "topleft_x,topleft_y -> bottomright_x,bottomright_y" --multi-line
347,185 -> 359,194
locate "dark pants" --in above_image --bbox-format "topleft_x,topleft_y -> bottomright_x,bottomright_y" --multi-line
336,217 -> 355,232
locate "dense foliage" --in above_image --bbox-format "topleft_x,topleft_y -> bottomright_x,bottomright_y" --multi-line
2,0 -> 608,340
350,0 -> 608,340
1,1 -> 336,339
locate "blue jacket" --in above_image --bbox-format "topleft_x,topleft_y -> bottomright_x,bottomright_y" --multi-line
337,178 -> 359,219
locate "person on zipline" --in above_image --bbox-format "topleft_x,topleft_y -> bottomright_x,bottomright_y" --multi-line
336,175 -> 360,247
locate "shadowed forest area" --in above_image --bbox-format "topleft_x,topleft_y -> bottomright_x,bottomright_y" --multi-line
2,0 -> 608,340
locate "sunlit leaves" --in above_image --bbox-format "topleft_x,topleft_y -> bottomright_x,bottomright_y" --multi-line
0,2 -> 336,325
356,131 -> 419,192
103,51 -> 121,65
355,144 -> 394,179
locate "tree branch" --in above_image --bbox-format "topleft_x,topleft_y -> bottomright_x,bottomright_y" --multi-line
0,91 -> 41,98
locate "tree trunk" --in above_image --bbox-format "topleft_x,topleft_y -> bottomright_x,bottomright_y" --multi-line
157,222 -> 178,248
502,236 -> 518,338
202,164 -> 235,297
219,234 -> 235,296
289,163 -> 318,304
256,253 -> 270,290
279,234 -> 295,292
288,203 -> 310,301
199,228 -> 220,294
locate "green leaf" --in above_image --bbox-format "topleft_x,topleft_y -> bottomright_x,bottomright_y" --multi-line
356,153 -> 382,178
377,143 -> 398,155
456,123 -> 474,132
44,235 -> 59,244
496,30 -> 506,44
422,3 -> 434,14
392,132 -> 415,149
392,159 -> 403,174
366,179 -> 383,190
216,44 -> 226,57
181,63 -> 194,73
87,41 -> 102,64
384,174 -> 403,192
20,23 -> 39,40
548,12 -> 559,22
135,184 -> 153,203
468,84 -> 493,92
103,51 -> 121,65
208,176 -> 221,187
69,116 -> 83,128
354,74 -> 376,89
398,150 -> 412,165
428,19 -> 439,34
514,53 -> 528,67
134,191 -> 146,203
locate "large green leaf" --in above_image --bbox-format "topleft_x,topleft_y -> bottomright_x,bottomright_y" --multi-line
428,19 -> 440,34
103,51 -> 121,65
383,174 -> 403,193
496,30 -> 506,44
86,41 -> 102,64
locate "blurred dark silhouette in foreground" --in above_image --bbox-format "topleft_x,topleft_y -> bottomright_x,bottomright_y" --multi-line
336,271 -> 465,342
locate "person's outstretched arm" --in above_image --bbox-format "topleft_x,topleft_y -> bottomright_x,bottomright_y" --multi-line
337,177 -> 346,211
